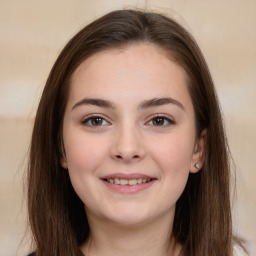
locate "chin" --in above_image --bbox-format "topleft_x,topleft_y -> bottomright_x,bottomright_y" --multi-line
101,207 -> 158,227
109,215 -> 152,227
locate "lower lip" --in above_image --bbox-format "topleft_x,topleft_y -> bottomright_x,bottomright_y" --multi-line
102,179 -> 156,193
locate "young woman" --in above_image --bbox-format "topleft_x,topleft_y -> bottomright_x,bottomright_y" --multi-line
27,9 -> 247,256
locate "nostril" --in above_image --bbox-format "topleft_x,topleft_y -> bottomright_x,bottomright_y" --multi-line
115,154 -> 140,159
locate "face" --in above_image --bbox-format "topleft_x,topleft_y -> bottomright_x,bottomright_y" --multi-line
61,44 -> 206,226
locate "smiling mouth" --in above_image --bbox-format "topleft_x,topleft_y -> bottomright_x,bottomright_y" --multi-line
104,178 -> 154,186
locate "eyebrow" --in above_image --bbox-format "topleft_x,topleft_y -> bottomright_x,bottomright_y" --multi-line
72,97 -> 184,110
72,98 -> 115,110
139,97 -> 184,110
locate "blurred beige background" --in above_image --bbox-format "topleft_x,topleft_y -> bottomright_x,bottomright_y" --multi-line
0,1 -> 255,255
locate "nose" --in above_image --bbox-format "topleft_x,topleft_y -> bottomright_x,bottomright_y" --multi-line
110,124 -> 146,162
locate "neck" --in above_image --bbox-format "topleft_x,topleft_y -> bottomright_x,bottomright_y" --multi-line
81,210 -> 181,256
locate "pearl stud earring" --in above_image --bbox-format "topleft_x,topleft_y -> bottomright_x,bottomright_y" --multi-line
195,163 -> 200,169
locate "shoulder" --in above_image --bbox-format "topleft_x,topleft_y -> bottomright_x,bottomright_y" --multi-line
233,244 -> 250,256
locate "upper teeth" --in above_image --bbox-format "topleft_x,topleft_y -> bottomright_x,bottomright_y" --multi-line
106,178 -> 151,185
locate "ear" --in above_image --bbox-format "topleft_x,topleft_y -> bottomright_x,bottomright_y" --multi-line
60,156 -> 68,169
190,129 -> 207,173
60,139 -> 68,169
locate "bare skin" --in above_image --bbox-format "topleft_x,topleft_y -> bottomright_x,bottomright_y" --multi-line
61,44 -> 206,256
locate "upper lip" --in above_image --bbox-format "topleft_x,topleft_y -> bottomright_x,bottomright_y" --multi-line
101,173 -> 156,180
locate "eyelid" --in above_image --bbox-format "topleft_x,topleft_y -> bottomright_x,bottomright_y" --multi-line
80,113 -> 175,127
81,114 -> 111,126
146,114 -> 176,126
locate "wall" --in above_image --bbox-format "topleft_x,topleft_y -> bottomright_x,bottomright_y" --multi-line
0,1 -> 255,255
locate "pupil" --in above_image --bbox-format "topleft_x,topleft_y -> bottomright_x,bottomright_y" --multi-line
153,118 -> 164,125
92,118 -> 102,125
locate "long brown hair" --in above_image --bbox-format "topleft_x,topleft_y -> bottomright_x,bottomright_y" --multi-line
28,9 -> 242,256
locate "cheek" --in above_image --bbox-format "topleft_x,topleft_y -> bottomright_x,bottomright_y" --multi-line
151,137 -> 193,206
64,132 -> 109,174
64,133 -> 109,204
150,133 -> 194,172
148,132 -> 194,194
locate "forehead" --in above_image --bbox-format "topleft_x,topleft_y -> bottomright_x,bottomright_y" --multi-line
68,43 -> 192,110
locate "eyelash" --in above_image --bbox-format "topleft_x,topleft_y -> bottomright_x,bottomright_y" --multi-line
81,115 -> 110,127
81,115 -> 176,127
147,115 -> 176,126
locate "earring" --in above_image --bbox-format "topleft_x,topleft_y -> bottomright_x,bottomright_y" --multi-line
195,163 -> 200,169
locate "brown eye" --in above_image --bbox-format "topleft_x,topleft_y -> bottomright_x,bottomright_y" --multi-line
152,117 -> 165,126
82,116 -> 108,126
148,116 -> 175,126
90,117 -> 103,126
